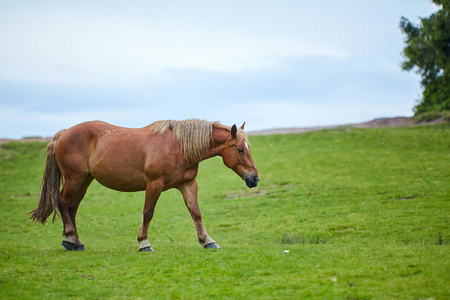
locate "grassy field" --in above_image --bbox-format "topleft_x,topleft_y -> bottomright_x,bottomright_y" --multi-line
0,124 -> 449,299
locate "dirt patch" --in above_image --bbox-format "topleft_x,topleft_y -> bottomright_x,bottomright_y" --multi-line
248,116 -> 448,136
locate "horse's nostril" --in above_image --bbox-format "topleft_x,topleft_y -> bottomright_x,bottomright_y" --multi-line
245,174 -> 259,188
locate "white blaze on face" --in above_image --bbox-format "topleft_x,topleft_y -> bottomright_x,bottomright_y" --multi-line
245,142 -> 257,170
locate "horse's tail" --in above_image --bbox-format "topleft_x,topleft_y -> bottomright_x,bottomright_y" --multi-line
28,129 -> 66,224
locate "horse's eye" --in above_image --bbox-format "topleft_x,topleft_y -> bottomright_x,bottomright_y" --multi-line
238,148 -> 244,153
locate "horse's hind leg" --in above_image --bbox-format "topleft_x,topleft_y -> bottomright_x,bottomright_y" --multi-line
59,175 -> 93,251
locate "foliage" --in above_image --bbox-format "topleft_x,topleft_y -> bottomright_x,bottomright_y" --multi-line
400,0 -> 450,114
1,125 -> 449,299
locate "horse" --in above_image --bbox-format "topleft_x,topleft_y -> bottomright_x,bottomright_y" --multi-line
28,119 -> 259,251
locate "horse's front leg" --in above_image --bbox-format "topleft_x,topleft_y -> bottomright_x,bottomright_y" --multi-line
177,180 -> 220,249
137,180 -> 163,252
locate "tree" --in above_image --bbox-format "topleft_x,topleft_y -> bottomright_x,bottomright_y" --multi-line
400,0 -> 450,114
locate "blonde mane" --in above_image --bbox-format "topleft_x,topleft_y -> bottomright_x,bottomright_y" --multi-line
150,119 -> 247,163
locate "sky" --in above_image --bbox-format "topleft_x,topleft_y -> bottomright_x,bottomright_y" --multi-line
0,0 -> 440,138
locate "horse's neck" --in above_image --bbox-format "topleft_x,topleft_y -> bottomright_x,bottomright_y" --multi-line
201,128 -> 229,160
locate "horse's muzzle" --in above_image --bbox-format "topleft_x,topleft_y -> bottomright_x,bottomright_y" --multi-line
245,174 -> 259,188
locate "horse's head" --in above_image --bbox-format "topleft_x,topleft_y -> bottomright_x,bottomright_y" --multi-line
221,123 -> 260,188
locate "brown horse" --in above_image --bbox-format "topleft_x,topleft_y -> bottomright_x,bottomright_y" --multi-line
29,119 -> 259,251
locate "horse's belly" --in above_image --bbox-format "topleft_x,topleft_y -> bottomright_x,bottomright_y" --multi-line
92,170 -> 147,192
89,153 -> 147,192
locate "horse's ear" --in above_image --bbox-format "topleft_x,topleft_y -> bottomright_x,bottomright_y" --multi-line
240,122 -> 245,130
231,124 -> 237,139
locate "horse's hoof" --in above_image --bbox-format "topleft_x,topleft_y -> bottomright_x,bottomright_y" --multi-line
62,241 -> 86,251
74,244 -> 86,251
204,242 -> 220,249
139,246 -> 155,252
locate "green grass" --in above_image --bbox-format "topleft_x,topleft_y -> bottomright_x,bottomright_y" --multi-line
1,124 -> 449,299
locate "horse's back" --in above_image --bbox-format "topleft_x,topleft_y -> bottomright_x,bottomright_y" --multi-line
57,120 -> 149,150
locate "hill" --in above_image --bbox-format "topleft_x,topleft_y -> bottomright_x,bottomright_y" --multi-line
0,123 -> 449,299
248,116 -> 448,135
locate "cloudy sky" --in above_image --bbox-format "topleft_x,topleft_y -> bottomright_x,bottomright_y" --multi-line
0,0 -> 439,138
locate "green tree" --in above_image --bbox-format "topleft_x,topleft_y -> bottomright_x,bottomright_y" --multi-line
400,0 -> 450,114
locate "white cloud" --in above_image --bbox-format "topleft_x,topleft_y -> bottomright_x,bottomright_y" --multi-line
0,4 -> 351,88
